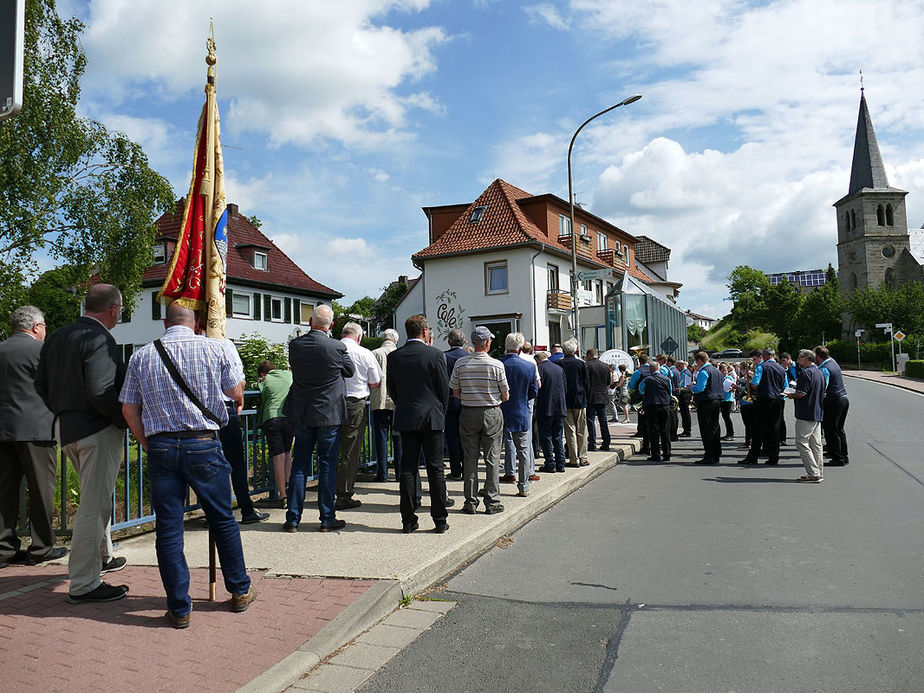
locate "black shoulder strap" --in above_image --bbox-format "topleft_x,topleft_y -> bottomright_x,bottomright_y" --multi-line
153,339 -> 222,425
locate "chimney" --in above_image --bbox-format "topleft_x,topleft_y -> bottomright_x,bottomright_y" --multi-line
227,203 -> 239,216
398,275 -> 408,284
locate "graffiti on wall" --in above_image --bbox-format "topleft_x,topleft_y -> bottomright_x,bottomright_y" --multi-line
435,288 -> 466,339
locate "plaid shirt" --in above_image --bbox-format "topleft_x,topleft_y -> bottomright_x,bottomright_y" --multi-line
119,325 -> 244,436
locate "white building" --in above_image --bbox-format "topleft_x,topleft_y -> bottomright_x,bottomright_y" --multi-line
111,201 -> 342,353
395,179 -> 686,355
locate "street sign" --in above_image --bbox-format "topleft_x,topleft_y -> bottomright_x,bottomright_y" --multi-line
875,322 -> 893,333
894,331 -> 905,342
576,269 -> 611,281
855,329 -> 863,338
771,337 -> 779,346
660,337 -> 679,354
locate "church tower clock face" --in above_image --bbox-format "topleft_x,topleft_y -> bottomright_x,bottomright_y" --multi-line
881,244 -> 895,258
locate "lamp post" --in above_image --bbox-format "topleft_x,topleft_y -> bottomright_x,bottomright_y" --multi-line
568,94 -> 642,343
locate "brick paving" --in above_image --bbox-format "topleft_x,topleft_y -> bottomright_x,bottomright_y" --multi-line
0,562 -> 374,693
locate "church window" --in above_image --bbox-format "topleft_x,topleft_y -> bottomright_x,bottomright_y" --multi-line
850,209 -> 856,230
881,244 -> 895,258
884,268 -> 895,289
849,273 -> 857,292
877,205 -> 885,226
886,204 -> 894,226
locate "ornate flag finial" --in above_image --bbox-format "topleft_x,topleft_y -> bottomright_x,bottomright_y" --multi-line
859,69 -> 864,94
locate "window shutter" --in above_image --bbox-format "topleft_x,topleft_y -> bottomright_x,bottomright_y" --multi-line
284,297 -> 292,323
225,288 -> 233,317
253,292 -> 261,320
151,291 -> 162,320
264,294 -> 272,322
121,307 -> 131,323
293,299 -> 301,324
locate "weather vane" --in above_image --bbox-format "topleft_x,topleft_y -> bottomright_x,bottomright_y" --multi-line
859,69 -> 864,94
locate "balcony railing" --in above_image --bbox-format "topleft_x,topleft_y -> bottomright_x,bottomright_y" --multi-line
17,394 -> 391,538
596,248 -> 625,270
557,233 -> 596,259
547,290 -> 573,311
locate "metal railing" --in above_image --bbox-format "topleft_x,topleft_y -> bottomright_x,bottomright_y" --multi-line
20,396 -> 388,537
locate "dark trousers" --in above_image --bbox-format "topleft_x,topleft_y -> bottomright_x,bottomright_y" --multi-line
444,408 -> 463,477
289,425 -> 340,526
822,396 -> 850,462
741,404 -> 754,446
720,401 -> 734,437
638,409 -> 649,451
219,406 -> 254,516
677,390 -> 692,434
779,400 -> 787,443
747,399 -> 783,463
372,409 -> 400,480
669,405 -> 679,439
538,415 -> 566,471
0,441 -> 58,560
398,429 -> 447,527
586,403 -> 611,449
337,398 -> 367,499
695,399 -> 722,462
645,405 -> 671,460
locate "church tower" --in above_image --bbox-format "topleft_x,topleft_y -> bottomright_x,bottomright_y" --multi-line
834,89 -> 910,295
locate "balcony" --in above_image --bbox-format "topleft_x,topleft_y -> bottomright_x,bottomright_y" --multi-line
596,248 -> 626,270
547,290 -> 573,311
558,233 -> 596,259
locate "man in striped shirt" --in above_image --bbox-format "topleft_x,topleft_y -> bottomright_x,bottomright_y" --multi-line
449,326 -> 509,515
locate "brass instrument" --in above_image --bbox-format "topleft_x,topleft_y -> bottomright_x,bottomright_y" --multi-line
741,361 -> 754,403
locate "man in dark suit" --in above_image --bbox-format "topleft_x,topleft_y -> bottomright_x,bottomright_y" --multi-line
585,348 -> 612,452
387,315 -> 450,533
0,306 -> 67,567
35,284 -> 129,603
535,351 -> 567,472
558,338 -> 589,467
282,304 -> 355,533
443,329 -> 467,481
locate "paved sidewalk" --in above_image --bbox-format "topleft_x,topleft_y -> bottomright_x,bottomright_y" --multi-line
0,429 -> 640,693
842,369 -> 924,394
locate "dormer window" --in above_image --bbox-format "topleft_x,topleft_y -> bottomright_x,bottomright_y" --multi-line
152,243 -> 166,265
253,251 -> 268,271
470,205 -> 487,222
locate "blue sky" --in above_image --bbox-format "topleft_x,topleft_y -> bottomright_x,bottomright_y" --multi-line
65,0 -> 924,318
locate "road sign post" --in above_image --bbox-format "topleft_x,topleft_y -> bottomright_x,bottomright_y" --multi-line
855,329 -> 863,370
876,323 -> 896,372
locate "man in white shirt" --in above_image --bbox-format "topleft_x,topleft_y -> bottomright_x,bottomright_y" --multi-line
336,322 -> 382,510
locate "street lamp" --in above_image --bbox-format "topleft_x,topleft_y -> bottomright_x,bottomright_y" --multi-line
568,94 -> 642,343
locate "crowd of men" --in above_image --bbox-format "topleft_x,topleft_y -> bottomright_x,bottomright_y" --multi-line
627,346 -> 850,483
0,289 -> 851,628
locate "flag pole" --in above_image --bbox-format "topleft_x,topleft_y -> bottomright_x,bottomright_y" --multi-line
206,19 -> 219,602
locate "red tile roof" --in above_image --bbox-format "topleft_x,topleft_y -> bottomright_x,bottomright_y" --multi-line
413,179 -> 654,283
144,200 -> 341,298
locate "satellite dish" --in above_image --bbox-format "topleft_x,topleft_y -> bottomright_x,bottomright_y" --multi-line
685,316 -> 695,327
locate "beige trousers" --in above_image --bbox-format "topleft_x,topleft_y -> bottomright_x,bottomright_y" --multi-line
564,408 -> 588,466
62,425 -> 123,596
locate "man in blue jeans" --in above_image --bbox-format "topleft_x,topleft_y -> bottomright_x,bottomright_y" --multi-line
282,305 -> 355,532
120,303 -> 254,629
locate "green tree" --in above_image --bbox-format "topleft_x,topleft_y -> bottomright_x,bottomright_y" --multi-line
726,265 -> 772,331
236,333 -> 289,387
847,282 -> 924,336
0,0 -> 174,325
764,278 -> 804,350
372,280 -> 409,332
792,266 -> 843,347
26,265 -> 85,333
687,323 -> 706,343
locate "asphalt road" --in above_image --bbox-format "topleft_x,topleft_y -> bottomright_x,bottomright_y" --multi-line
360,376 -> 924,693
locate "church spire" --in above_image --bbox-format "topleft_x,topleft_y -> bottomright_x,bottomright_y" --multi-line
847,89 -> 890,195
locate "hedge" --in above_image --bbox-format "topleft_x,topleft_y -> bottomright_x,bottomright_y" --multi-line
905,360 -> 924,378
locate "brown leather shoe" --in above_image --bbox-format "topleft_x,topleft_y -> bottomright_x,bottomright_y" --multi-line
230,585 -> 256,613
499,474 -> 516,484
166,610 -> 190,629
528,474 -> 540,481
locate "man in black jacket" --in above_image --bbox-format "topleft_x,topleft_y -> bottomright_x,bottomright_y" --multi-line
0,306 -> 66,566
443,329 -> 467,481
35,284 -> 129,603
639,367 -> 673,462
535,351 -> 567,472
585,348 -> 612,452
387,315 -> 450,533
558,338 -> 589,467
282,304 -> 355,533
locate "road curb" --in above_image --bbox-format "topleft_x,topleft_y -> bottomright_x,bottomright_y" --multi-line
397,440 -> 640,596
844,373 -> 924,396
236,579 -> 402,693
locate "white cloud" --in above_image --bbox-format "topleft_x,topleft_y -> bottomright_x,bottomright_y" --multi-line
80,0 -> 447,149
523,4 -> 570,30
